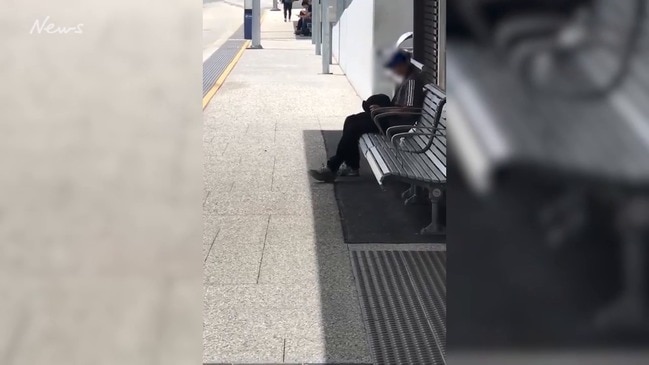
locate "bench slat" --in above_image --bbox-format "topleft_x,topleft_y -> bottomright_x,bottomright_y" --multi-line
360,83 -> 447,186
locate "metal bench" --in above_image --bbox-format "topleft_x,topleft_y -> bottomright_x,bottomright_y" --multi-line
359,84 -> 447,234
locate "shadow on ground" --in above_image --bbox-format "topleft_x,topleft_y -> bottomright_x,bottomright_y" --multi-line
302,129 -> 372,364
302,128 -> 449,364
446,157 -> 649,349
320,130 -> 445,244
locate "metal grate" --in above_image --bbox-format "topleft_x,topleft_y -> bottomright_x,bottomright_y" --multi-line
350,246 -> 446,365
202,39 -> 247,96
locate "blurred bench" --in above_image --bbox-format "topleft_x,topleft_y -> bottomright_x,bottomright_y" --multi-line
451,0 -> 593,44
449,22 -> 649,327
359,84 -> 447,234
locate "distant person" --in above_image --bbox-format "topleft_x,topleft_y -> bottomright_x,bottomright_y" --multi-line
308,50 -> 424,182
295,1 -> 308,30
295,0 -> 312,36
283,0 -> 293,22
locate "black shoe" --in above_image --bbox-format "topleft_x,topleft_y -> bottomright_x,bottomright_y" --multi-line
308,165 -> 337,183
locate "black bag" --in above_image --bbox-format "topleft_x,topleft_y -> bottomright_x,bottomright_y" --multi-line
362,94 -> 392,113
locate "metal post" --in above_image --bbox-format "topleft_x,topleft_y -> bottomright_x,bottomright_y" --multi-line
326,6 -> 333,65
271,0 -> 280,11
310,0 -> 316,45
314,0 -> 321,54
322,0 -> 331,74
250,0 -> 263,49
336,0 -> 343,62
438,0 -> 447,89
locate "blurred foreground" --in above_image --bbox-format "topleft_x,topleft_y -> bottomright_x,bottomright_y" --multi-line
448,0 -> 649,363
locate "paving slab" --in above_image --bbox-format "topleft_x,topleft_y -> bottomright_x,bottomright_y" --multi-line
204,214 -> 271,247
204,241 -> 264,285
203,9 -> 370,364
265,213 -> 342,245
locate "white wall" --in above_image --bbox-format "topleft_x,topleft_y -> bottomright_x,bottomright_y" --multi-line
332,0 -> 374,99
332,0 -> 413,99
373,0 -> 414,95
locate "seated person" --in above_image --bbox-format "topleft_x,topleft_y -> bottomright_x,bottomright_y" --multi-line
295,0 -> 312,35
308,50 -> 425,182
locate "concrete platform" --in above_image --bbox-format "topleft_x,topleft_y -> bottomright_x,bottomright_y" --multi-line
203,8 -> 371,365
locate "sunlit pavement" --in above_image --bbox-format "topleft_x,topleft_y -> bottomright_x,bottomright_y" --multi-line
202,9 -> 372,364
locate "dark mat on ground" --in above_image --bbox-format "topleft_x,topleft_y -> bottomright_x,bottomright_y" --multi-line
321,130 -> 445,244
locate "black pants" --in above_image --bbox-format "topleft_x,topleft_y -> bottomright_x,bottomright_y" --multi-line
283,2 -> 293,19
327,94 -> 412,172
327,112 -> 379,172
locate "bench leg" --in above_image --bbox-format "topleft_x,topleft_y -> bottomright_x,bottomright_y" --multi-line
420,188 -> 444,235
538,190 -> 587,248
595,198 -> 649,330
595,229 -> 648,329
401,185 -> 415,200
404,186 -> 428,206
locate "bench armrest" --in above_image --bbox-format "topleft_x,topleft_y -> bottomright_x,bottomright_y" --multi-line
391,131 -> 446,154
386,125 -> 415,139
386,125 -> 447,140
413,125 -> 447,130
370,106 -> 422,119
372,111 -> 423,134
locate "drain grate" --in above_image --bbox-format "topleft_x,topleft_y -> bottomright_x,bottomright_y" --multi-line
350,246 -> 446,365
202,39 -> 247,96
